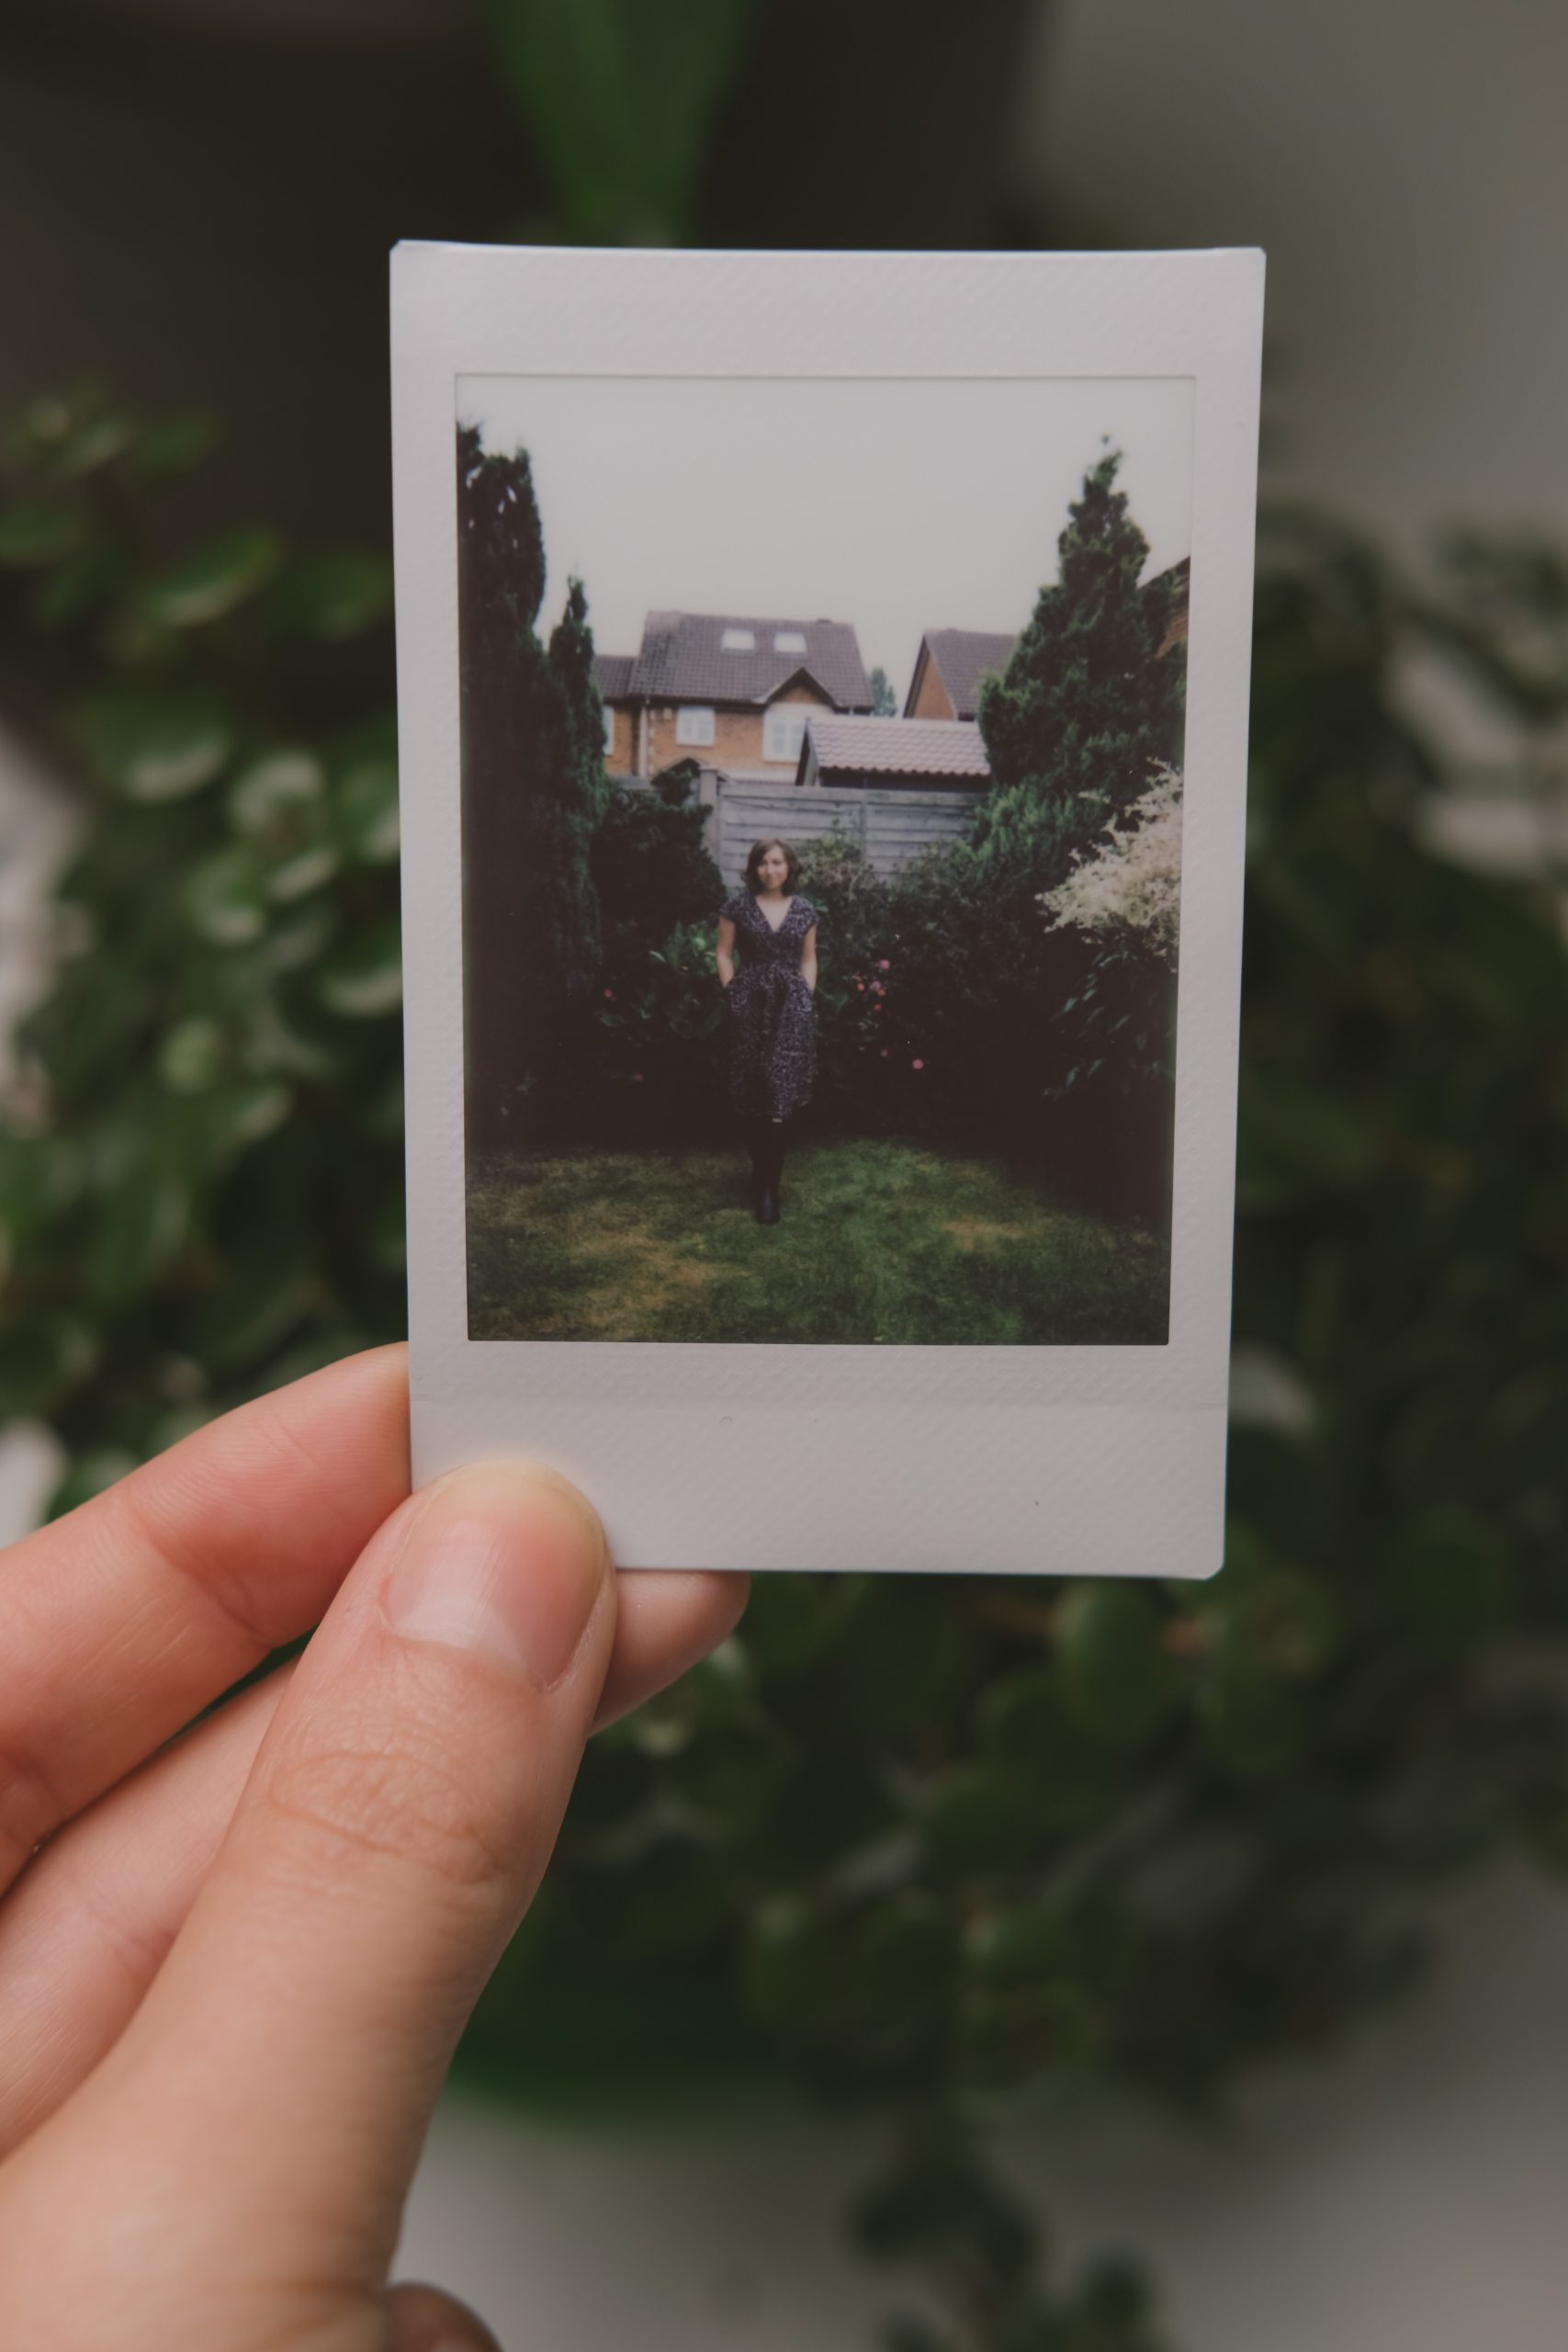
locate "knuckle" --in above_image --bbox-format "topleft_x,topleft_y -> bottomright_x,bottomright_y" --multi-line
257,1735 -> 516,1904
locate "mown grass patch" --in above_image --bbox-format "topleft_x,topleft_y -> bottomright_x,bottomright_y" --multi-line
467,1137 -> 1168,1345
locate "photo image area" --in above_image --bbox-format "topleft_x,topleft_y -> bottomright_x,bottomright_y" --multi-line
457,372 -> 1194,1349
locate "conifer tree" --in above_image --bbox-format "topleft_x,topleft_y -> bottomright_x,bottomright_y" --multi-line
541,576 -> 606,1003
975,448 -> 1186,876
457,425 -> 604,1139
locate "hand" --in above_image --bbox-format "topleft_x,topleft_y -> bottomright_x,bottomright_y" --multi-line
0,1344 -> 746,2350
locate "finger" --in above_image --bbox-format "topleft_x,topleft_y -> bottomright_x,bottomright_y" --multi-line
0,1666 -> 291,2155
386,2280 -> 502,2352
595,1567 -> 749,1728
0,1568 -> 747,2151
0,1343 -> 410,1891
17,1463 -> 617,2310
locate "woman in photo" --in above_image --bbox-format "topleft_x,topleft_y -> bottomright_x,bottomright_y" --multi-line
716,838 -> 818,1225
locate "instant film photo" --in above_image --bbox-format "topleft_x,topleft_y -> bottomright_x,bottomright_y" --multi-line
393,243 -> 1264,1574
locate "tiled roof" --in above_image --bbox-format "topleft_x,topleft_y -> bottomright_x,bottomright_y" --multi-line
593,652 -> 636,701
807,716 -> 992,781
916,628 -> 1017,719
627,611 -> 872,710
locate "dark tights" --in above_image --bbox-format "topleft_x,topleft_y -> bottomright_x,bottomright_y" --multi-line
743,1116 -> 785,1188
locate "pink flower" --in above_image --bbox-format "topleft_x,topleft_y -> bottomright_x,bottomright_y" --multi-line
879,1049 -> 888,1058
877,959 -> 890,971
854,979 -> 865,993
911,1057 -> 924,1070
871,982 -> 884,996
630,1072 -> 644,1083
604,989 -> 615,1001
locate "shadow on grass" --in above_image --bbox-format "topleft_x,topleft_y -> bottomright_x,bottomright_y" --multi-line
467,1136 -> 1168,1345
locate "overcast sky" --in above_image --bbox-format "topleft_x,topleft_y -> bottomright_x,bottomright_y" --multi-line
460,374 -> 1192,702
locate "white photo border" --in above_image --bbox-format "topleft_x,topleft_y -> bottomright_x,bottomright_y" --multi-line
392,243 -> 1265,1577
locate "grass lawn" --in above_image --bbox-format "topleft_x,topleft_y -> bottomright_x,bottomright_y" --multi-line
467,1136 -> 1168,1346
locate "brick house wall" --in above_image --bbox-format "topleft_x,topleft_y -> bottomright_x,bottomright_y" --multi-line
605,705 -> 636,772
644,680 -> 832,775
907,658 -> 957,721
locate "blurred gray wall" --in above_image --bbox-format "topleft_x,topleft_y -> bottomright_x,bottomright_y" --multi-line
1018,0 -> 1568,551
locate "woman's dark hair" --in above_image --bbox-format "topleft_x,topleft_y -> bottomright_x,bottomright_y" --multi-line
743,836 -> 802,893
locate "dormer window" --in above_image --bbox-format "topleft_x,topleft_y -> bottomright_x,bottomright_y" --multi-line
720,627 -> 755,652
773,630 -> 807,655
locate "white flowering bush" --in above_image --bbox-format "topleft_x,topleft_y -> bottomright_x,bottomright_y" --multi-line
1030,767 -> 1183,1122
1038,764 -> 1182,966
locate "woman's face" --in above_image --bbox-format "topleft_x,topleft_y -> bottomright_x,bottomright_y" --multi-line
756,846 -> 790,892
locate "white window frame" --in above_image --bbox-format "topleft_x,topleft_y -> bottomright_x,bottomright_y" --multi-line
764,704 -> 813,764
675,704 -> 716,747
720,627 -> 755,652
602,703 -> 616,754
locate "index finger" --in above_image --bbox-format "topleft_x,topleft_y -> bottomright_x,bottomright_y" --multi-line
0,1344 -> 411,1892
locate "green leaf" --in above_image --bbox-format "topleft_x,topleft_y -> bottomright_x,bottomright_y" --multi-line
79,691 -> 235,802
0,1133 -> 83,1266
243,995 -> 347,1084
267,551 -> 391,641
261,838 -> 341,904
135,411 -> 220,477
316,922 -> 401,1018
197,1078 -> 293,1159
141,528 -> 282,628
1055,1584 -> 1175,1745
1197,1676 -> 1302,1780
29,537 -> 121,628
181,849 -> 267,946
229,748 -> 326,838
187,1249 -> 317,1371
964,1905 -> 1070,1989
1384,1512 -> 1514,1651
0,505 -> 82,568
923,1766 -> 1037,1872
85,1165 -> 189,1308
488,0 -> 759,242
256,899 -> 338,978
0,1313 -> 100,1419
741,1895 -> 835,2031
54,412 -> 136,480
157,1016 -> 228,1092
332,753 -> 400,865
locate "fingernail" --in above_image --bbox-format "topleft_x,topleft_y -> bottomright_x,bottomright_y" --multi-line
382,1464 -> 608,1686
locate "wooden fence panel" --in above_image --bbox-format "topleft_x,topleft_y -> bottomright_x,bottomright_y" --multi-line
712,776 -> 982,886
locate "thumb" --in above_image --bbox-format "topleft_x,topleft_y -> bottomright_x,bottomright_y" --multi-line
9,1464 -> 615,2335
386,2280 -> 502,2352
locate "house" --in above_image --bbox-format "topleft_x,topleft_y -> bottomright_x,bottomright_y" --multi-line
903,628 -> 1016,722
593,611 -> 873,780
903,558 -> 1192,722
1154,556 -> 1190,657
795,715 -> 992,793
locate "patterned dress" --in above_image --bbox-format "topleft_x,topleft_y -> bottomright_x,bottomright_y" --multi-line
722,891 -> 818,1119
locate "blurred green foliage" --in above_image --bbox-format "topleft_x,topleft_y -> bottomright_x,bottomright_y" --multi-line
3,393 -> 1566,2352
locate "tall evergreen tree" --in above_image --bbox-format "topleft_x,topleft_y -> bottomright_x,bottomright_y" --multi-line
975,448 -> 1186,875
457,425 -> 604,1141
541,576 -> 606,1003
868,664 -> 897,717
